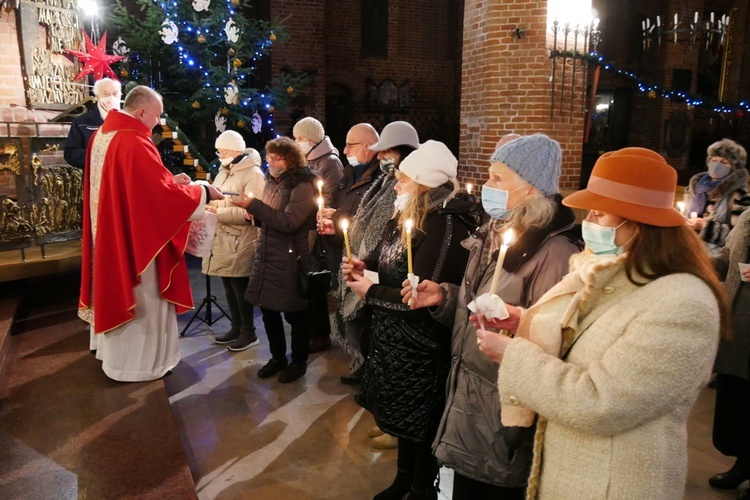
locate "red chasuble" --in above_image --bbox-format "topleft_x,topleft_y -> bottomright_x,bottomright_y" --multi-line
79,110 -> 203,334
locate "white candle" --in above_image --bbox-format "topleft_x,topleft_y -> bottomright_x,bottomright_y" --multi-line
711,11 -> 714,23
341,218 -> 352,261
490,228 -> 514,295
172,131 -> 178,139
690,211 -> 698,221
642,20 -> 646,31
405,219 -> 414,274
694,11 -> 699,24
466,183 -> 473,195
656,15 -> 661,27
316,179 -> 324,199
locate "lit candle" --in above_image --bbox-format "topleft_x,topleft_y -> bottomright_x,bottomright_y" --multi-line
317,196 -> 324,220
694,11 -> 698,24
466,183 -> 473,195
656,15 -> 661,27
316,179 -> 324,199
676,201 -> 686,214
710,11 -> 714,23
405,219 -> 414,274
341,218 -> 352,261
490,228 -> 515,295
690,211 -> 698,221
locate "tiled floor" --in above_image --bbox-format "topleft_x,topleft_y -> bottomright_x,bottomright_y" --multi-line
0,265 -> 746,499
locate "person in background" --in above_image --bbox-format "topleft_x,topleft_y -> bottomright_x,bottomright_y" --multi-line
403,134 -> 581,499
293,117 -> 344,354
64,78 -> 122,169
685,138 -> 750,257
709,208 -> 750,500
232,137 -> 317,384
346,140 -> 478,500
204,130 -> 265,351
79,86 -> 224,382
476,147 -> 729,500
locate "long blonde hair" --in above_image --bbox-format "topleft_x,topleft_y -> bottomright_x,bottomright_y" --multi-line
395,178 -> 459,245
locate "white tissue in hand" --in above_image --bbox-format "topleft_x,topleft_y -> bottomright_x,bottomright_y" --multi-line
407,273 -> 419,305
468,292 -> 509,320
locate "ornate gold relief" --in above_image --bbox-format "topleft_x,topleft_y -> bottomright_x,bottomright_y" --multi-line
0,143 -> 21,175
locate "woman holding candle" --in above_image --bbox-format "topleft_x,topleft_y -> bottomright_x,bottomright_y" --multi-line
402,134 -> 581,499
684,138 -> 750,258
474,147 -> 729,499
345,140 -> 479,499
231,137 -> 317,383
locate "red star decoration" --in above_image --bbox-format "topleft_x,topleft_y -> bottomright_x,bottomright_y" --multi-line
66,31 -> 124,81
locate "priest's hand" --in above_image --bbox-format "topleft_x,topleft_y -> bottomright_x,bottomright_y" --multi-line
401,279 -> 442,309
207,184 -> 225,201
174,172 -> 192,185
231,192 -> 254,209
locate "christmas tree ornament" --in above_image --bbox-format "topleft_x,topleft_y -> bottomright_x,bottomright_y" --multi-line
269,33 -> 276,42
119,68 -> 129,78
112,36 -> 130,60
267,105 -> 274,112
231,0 -> 240,5
225,19 -> 240,43
251,111 -> 262,133
192,101 -> 201,109
228,48 -> 236,57
197,35 -> 206,43
221,107 -> 229,115
192,0 -> 210,12
647,90 -> 657,99
232,58 -> 242,68
286,86 -> 294,94
236,119 -> 245,128
66,31 -> 125,81
160,19 -> 179,45
224,81 -> 239,105
215,110 -> 227,132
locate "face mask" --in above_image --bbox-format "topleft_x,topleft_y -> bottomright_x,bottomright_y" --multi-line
707,160 -> 731,179
347,144 -> 365,167
582,220 -> 627,255
268,165 -> 284,178
394,192 -> 410,212
481,184 -> 519,220
297,140 -> 313,155
98,95 -> 120,112
380,158 -> 396,175
219,157 -> 234,166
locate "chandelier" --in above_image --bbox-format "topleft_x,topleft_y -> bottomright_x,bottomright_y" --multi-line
642,10 -> 729,50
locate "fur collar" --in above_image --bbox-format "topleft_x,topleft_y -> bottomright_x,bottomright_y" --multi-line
689,168 -> 749,201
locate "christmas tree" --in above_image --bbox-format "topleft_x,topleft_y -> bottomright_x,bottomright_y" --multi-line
110,0 -> 310,162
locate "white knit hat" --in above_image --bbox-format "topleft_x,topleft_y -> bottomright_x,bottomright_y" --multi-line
369,121 -> 420,151
215,130 -> 245,152
399,140 -> 457,188
293,117 -> 325,143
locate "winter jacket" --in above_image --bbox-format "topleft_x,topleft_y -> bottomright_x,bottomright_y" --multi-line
202,151 -> 265,277
497,252 -> 720,499
715,208 -> 750,381
306,136 -> 343,206
430,196 -> 581,488
64,108 -> 104,168
244,167 -> 317,312
684,169 -> 750,254
357,186 -> 478,441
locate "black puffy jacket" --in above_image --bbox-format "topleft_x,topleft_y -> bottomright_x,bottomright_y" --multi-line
357,187 -> 478,441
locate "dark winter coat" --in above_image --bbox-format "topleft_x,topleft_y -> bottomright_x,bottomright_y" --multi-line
356,186 -> 478,442
64,108 -> 104,168
244,167 -> 317,312
306,136 -> 343,206
431,196 -> 581,487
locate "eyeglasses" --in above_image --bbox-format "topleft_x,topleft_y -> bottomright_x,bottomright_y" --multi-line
345,142 -> 363,148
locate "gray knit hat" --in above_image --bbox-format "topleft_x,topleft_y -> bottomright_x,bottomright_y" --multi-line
293,117 -> 325,144
369,121 -> 420,151
707,138 -> 747,170
490,133 -> 561,196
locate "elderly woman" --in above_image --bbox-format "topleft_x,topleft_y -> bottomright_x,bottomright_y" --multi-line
403,134 -> 581,499
475,147 -> 730,499
345,140 -> 479,500
709,208 -> 750,500
232,137 -> 317,383
685,138 -> 750,257
205,130 -> 265,351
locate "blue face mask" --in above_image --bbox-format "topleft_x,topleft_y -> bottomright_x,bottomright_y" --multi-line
582,220 -> 627,255
481,184 -> 521,220
707,160 -> 731,179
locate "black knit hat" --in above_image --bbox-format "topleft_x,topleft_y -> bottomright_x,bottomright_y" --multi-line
707,138 -> 747,170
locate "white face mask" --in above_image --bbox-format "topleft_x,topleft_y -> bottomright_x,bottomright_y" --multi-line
707,160 -> 731,179
297,140 -> 314,155
219,157 -> 234,166
98,95 -> 120,112
582,220 -> 627,255
347,144 -> 365,167
394,192 -> 410,212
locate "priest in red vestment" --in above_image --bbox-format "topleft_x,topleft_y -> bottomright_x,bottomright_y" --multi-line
78,85 -> 224,382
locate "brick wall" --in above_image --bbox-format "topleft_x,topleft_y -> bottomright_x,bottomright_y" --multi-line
459,0 -> 586,189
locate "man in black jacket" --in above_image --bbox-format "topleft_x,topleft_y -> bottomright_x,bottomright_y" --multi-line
64,78 -> 122,169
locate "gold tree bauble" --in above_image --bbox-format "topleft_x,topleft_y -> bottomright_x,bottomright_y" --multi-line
119,68 -> 129,78
228,48 -> 236,57
221,107 -> 229,115
237,120 -> 245,128
647,90 -> 657,99
192,101 -> 201,109
267,105 -> 274,112
233,58 -> 242,68
231,0 -> 240,4
269,33 -> 276,42
197,35 -> 206,43
286,86 -> 294,94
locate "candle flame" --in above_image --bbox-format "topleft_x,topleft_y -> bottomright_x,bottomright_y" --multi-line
676,201 -> 685,213
340,218 -> 349,231
317,179 -> 323,189
405,219 -> 414,232
466,183 -> 473,194
503,228 -> 515,246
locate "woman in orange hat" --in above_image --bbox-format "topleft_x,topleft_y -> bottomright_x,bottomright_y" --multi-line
474,147 -> 731,499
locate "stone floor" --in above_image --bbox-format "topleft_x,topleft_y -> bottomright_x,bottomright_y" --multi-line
0,261 -> 745,499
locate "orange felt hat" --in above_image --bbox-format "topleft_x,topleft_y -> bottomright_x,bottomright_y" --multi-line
563,147 -> 685,227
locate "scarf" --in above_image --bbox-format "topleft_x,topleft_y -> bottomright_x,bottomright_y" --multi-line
688,173 -> 721,217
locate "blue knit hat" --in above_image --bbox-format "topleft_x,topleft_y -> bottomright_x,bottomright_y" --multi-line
490,134 -> 562,196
